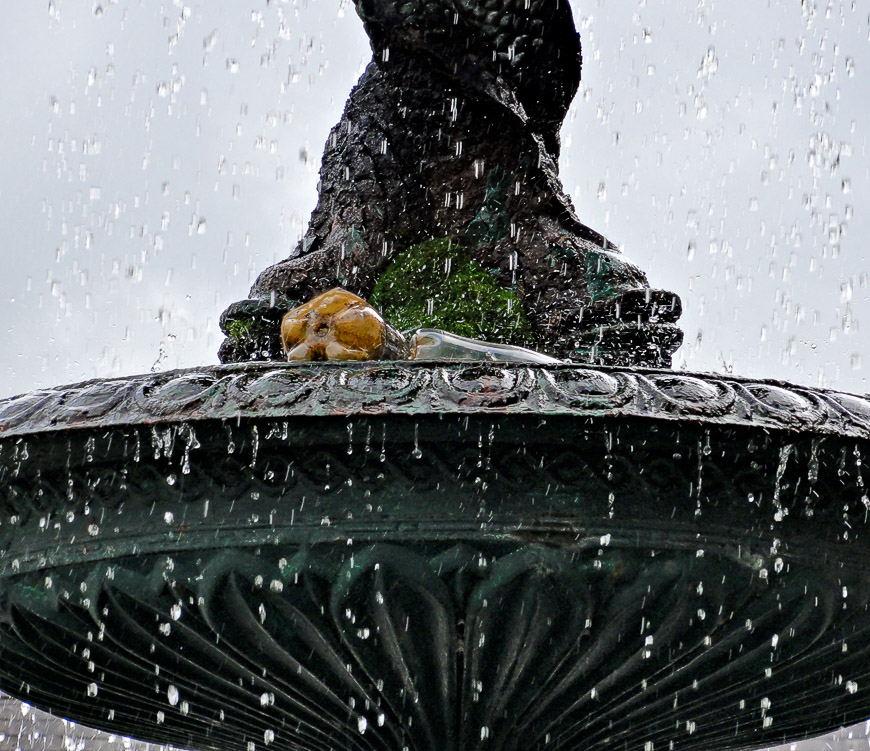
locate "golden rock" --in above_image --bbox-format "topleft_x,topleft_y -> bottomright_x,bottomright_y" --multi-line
280,288 -> 409,361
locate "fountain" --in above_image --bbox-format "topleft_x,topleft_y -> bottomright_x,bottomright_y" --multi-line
1,2 -> 868,751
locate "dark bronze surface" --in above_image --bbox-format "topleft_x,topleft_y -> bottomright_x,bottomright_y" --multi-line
2,361 -> 868,439
0,364 -> 869,750
217,0 -> 684,366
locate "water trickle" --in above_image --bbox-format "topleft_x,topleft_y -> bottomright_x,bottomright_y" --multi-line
152,426 -> 176,461
180,424 -> 200,475
412,423 -> 422,460
251,425 -> 260,468
807,438 -> 820,484
773,444 -> 794,520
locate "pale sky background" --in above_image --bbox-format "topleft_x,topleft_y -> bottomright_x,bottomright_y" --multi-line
0,0 -> 867,400
0,2 -> 868,747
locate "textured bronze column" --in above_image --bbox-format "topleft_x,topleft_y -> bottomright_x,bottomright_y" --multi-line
219,0 -> 683,366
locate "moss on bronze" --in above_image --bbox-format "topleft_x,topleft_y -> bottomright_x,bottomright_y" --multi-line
371,238 -> 533,345
226,319 -> 257,342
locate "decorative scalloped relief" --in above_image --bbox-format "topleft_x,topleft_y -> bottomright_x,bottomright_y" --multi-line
827,392 -> 870,431
0,365 -> 868,441
646,374 -> 736,417
229,368 -> 321,409
545,368 -> 635,408
337,365 -> 430,405
0,392 -> 56,429
743,384 -> 826,426
60,381 -> 130,421
139,373 -> 226,417
446,365 -> 533,408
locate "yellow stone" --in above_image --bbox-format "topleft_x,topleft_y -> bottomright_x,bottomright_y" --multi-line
281,289 -> 398,361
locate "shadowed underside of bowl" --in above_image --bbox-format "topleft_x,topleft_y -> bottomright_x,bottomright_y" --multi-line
0,362 -> 869,751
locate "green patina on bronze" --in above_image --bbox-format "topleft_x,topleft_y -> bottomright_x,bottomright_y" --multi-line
585,249 -> 643,303
465,168 -> 513,245
370,237 -> 533,344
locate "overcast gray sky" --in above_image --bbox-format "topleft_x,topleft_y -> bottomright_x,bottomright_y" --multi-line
0,0 -> 867,401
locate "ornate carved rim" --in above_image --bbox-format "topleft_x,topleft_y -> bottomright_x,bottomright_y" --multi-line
1,362 -> 868,440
